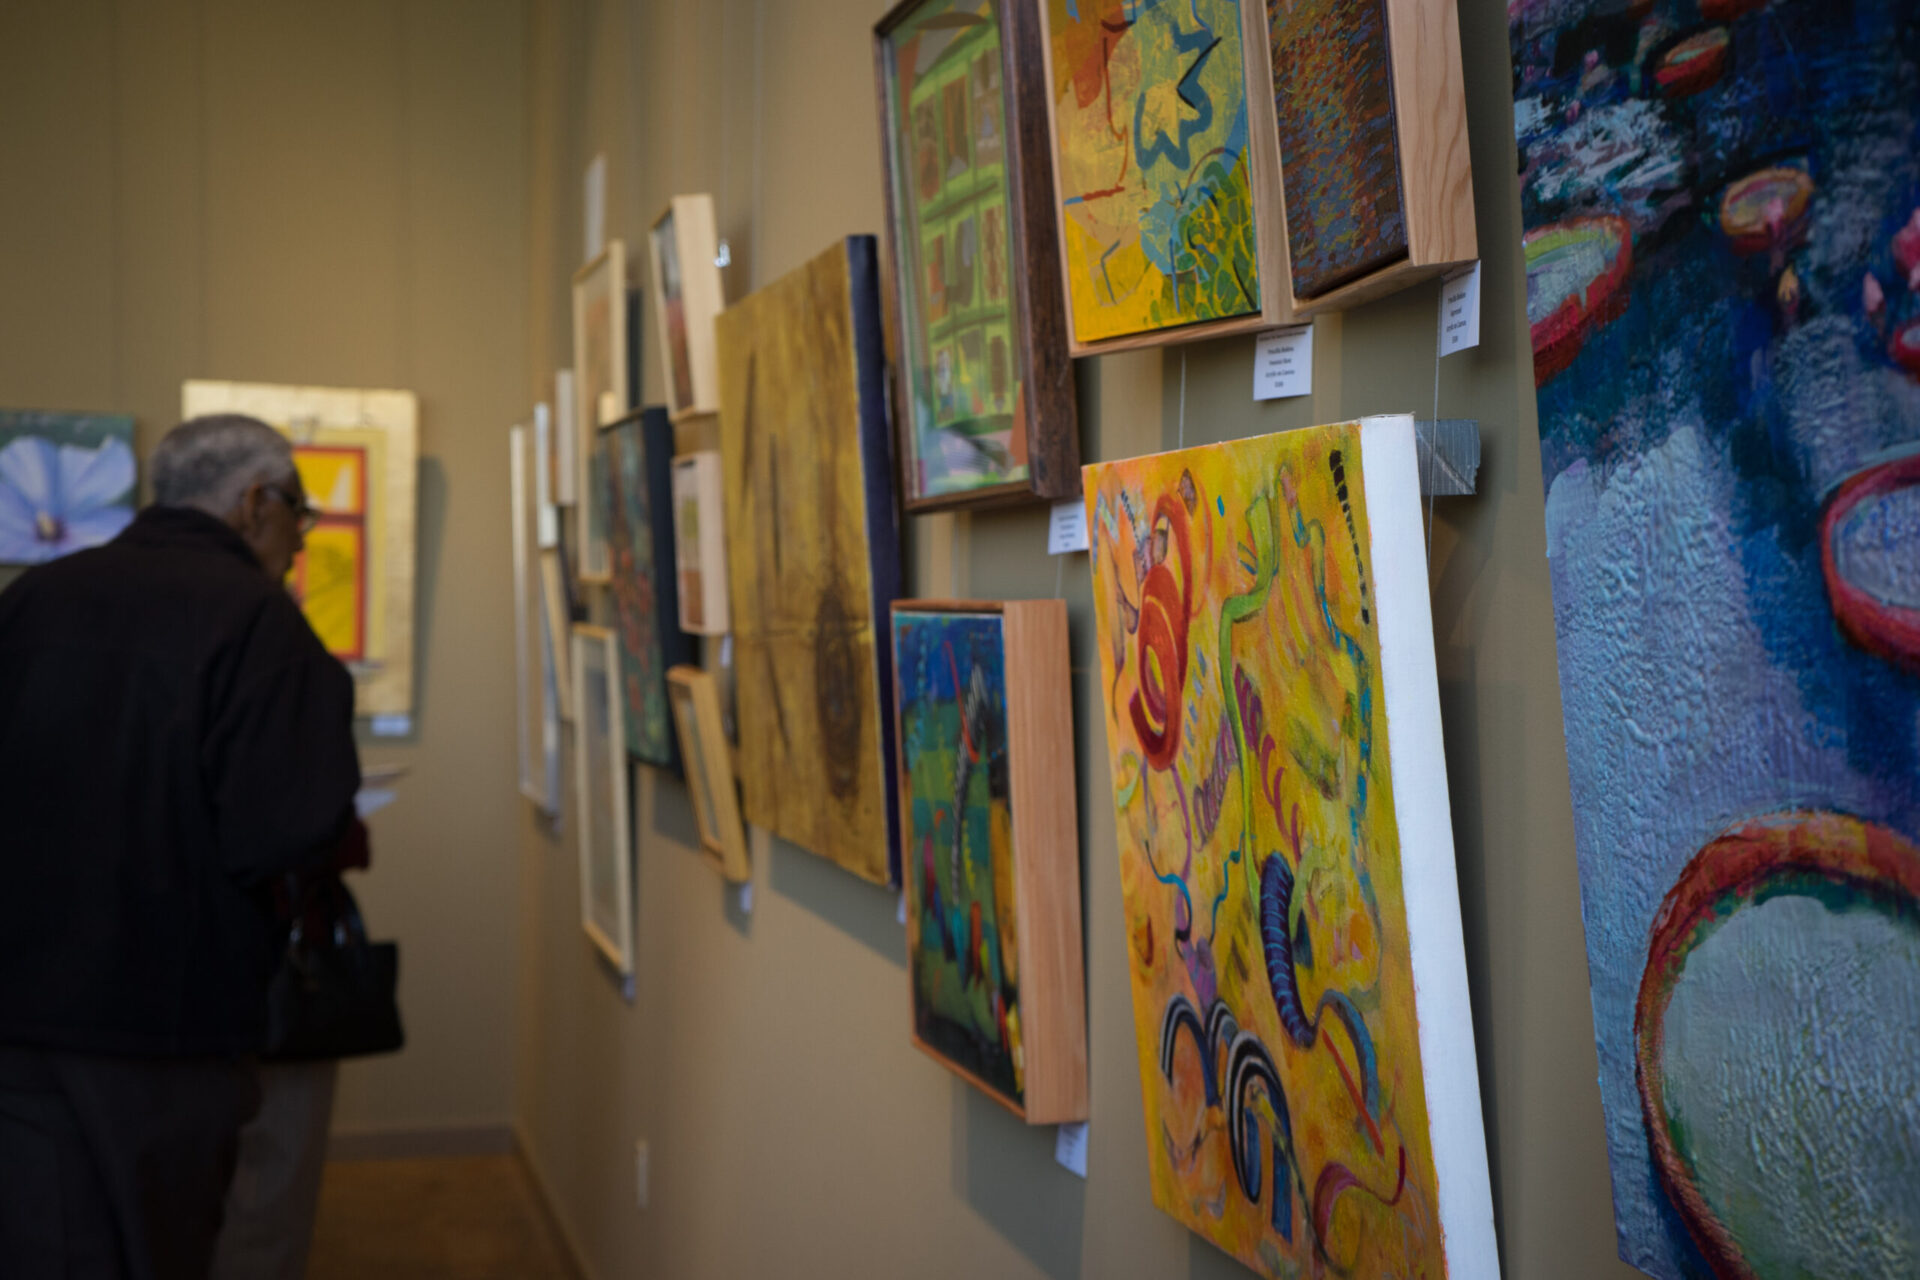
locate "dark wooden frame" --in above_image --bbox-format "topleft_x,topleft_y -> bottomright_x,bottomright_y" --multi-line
872,0 -> 1079,514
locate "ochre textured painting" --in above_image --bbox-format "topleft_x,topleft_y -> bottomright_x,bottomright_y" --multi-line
717,238 -> 903,885
1085,419 -> 1494,1277
1043,0 -> 1261,344
1513,0 -> 1920,1274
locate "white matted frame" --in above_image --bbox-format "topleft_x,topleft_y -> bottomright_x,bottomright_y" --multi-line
667,665 -> 749,882
649,195 -> 725,421
573,241 -> 628,582
670,451 -> 729,635
573,623 -> 633,975
512,426 -> 560,811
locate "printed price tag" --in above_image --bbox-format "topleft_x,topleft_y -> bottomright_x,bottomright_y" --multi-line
1438,262 -> 1482,357
897,891 -> 908,926
737,882 -> 753,914
1055,1122 -> 1089,1178
1048,499 -> 1090,555
1253,325 -> 1313,400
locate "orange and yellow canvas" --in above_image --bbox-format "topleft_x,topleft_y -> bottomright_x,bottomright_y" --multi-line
1084,417 -> 1496,1277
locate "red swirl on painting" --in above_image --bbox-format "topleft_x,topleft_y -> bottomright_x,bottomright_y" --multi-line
1129,495 -> 1194,772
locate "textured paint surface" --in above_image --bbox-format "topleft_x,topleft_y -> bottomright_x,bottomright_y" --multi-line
1084,423 -> 1444,1278
1265,0 -> 1406,299
1512,0 -> 1920,1273
1046,0 -> 1261,342
882,0 -> 1029,500
716,239 -> 902,884
604,419 -> 671,765
895,610 -> 1024,1106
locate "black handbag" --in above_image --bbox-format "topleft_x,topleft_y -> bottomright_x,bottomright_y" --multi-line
264,876 -> 405,1061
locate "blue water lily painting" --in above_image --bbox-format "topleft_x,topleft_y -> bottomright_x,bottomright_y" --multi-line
0,411 -> 137,566
1512,0 -> 1920,1276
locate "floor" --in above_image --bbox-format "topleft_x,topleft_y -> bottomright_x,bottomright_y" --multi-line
307,1155 -> 580,1279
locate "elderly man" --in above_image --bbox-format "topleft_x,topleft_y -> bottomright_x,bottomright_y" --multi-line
0,414 -> 360,1279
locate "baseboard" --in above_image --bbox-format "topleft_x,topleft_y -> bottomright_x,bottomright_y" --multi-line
512,1124 -> 595,1280
326,1122 -> 516,1161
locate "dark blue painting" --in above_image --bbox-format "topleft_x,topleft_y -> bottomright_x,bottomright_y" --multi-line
1512,0 -> 1920,1275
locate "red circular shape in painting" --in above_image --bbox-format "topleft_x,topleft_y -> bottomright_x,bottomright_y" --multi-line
1634,811 -> 1920,1280
1820,448 -> 1920,673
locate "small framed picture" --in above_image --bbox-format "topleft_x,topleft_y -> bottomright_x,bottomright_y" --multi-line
667,665 -> 749,883
573,623 -> 634,975
649,196 -> 725,421
511,426 -> 559,811
538,546 -> 575,721
670,451 -> 729,635
890,597 -> 1086,1122
572,241 -> 629,581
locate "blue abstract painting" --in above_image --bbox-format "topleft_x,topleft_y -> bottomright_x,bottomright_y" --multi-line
0,411 -> 136,565
1512,0 -> 1920,1275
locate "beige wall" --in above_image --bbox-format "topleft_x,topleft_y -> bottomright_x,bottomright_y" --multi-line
518,0 -> 1638,1277
0,0 -> 530,1139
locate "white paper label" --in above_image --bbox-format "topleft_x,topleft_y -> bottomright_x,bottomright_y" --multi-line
1253,325 -> 1313,400
369,714 -> 411,738
1055,1122 -> 1089,1178
1047,499 -> 1089,555
584,154 -> 607,262
1438,262 -> 1482,357
719,633 -> 733,669
354,787 -> 397,820
897,891 -> 908,926
737,882 -> 753,914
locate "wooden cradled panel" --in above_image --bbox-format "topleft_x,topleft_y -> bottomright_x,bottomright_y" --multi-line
871,0 -> 1080,512
650,196 -> 725,422
572,623 -> 634,976
573,241 -> 629,582
181,379 -> 418,719
1260,0 -> 1476,315
670,451 -> 730,635
1035,0 -> 1294,357
716,236 -> 904,886
890,598 -> 1087,1123
666,664 -> 750,883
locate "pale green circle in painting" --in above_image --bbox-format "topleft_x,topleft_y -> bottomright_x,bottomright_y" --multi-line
1662,892 -> 1920,1277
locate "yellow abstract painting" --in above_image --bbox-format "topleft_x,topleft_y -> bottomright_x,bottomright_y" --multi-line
181,380 -> 418,718
1084,419 -> 1494,1277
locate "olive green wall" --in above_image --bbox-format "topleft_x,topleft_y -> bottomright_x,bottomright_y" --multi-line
517,1 -> 1638,1277
0,0 -> 529,1142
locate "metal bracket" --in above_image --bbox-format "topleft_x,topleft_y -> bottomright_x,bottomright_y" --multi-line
1414,419 -> 1480,497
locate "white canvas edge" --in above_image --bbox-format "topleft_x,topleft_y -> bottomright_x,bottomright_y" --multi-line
511,426 -> 541,806
1358,414 -> 1500,1279
572,626 -> 634,977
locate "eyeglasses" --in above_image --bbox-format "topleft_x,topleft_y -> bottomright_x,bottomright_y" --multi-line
265,484 -> 321,535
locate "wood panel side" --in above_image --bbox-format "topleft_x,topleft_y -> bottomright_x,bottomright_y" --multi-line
1240,0 -> 1298,330
1002,0 -> 1081,502
1387,0 -> 1476,267
1003,599 -> 1088,1123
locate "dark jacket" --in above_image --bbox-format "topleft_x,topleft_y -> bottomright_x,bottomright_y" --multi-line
0,506 -> 360,1056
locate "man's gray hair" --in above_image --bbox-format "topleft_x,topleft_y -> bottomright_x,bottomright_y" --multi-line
151,415 -> 297,516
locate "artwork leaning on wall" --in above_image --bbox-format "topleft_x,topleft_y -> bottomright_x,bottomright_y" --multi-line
1084,418 -> 1498,1279
1511,0 -> 1920,1275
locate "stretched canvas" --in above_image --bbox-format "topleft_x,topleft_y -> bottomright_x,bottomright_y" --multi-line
1511,1 -> 1920,1275
1039,0 -> 1275,349
649,196 -> 724,420
874,0 -> 1079,509
1264,0 -> 1406,299
602,408 -> 695,768
181,380 -> 418,718
892,599 -> 1087,1122
717,236 -> 904,886
511,426 -> 560,812
574,623 -> 634,975
1085,418 -> 1496,1278
670,451 -> 729,635
0,410 -> 135,565
667,665 -> 750,883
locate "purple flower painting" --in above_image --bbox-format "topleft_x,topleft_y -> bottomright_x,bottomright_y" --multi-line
0,412 -> 137,566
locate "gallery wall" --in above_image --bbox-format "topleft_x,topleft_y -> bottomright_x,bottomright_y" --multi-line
0,0 -> 530,1143
517,0 -> 1642,1277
